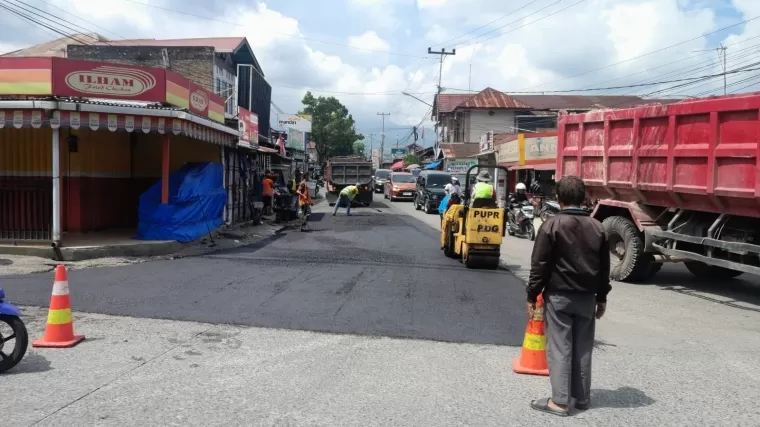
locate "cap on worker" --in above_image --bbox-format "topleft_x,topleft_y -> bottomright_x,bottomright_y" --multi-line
476,171 -> 491,182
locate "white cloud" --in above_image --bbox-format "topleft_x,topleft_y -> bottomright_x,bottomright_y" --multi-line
2,0 -> 757,144
347,31 -> 391,52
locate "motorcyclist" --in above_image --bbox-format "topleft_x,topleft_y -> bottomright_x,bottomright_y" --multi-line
509,182 -> 530,222
444,176 -> 461,196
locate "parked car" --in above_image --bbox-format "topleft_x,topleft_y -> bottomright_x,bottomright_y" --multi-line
384,172 -> 416,201
414,170 -> 451,214
373,169 -> 391,193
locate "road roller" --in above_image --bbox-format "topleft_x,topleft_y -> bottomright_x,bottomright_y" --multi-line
440,164 -> 510,269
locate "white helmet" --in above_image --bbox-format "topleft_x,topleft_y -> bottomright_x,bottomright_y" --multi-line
451,176 -> 459,183
515,183 -> 527,192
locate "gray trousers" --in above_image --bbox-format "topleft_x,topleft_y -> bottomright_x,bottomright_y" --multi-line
545,292 -> 596,405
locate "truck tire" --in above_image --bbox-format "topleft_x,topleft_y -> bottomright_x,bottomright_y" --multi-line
684,262 -> 743,280
631,254 -> 662,282
602,216 -> 654,282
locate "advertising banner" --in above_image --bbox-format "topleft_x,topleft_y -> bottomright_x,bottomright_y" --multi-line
287,128 -> 305,150
446,159 -> 478,174
277,114 -> 312,133
238,107 -> 259,148
52,59 -> 166,101
524,135 -> 558,163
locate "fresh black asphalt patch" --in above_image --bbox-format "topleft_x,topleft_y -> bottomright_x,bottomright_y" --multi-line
2,206 -> 528,346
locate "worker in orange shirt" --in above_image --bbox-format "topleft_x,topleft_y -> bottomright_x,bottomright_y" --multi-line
296,177 -> 313,231
262,171 -> 274,216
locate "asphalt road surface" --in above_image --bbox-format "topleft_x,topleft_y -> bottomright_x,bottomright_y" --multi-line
2,197 -> 527,346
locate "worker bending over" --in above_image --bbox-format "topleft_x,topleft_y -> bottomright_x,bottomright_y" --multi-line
333,183 -> 360,216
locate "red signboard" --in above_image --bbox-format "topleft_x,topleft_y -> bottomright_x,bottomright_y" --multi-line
238,107 -> 259,148
51,58 -> 167,102
188,81 -> 210,117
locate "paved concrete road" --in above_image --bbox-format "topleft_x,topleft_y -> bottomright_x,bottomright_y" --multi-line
3,196 -> 760,426
1,198 -> 526,346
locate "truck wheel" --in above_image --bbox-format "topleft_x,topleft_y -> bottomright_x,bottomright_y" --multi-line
631,254 -> 662,282
602,216 -> 652,282
684,262 -> 743,280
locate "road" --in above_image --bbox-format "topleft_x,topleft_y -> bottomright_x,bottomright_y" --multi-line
3,195 -> 760,426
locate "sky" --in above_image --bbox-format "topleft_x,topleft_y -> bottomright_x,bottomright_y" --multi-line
1,0 -> 760,151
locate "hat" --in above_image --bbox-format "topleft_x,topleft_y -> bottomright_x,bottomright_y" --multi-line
476,171 -> 491,182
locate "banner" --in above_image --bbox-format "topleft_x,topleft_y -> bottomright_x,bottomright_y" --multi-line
277,114 -> 312,133
287,128 -> 305,150
446,159 -> 478,173
237,107 -> 259,149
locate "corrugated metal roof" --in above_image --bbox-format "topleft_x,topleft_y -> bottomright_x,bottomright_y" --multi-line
493,133 -> 519,145
440,143 -> 480,159
1,33 -> 109,57
437,94 -> 474,113
458,87 -> 532,109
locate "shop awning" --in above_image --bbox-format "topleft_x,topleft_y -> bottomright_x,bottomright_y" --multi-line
390,160 -> 404,170
425,160 -> 441,169
509,163 -> 556,171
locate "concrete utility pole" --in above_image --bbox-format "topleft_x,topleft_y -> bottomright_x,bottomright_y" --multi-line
428,48 -> 455,147
377,112 -> 390,165
695,44 -> 728,95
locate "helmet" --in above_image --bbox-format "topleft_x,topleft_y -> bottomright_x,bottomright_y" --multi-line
515,183 -> 527,192
451,176 -> 459,183
355,183 -> 361,187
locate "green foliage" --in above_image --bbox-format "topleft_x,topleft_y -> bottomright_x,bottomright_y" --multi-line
403,154 -> 420,166
299,92 -> 363,163
353,140 -> 366,156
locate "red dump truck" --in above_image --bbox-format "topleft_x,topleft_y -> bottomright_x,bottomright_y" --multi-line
556,93 -> 760,282
324,156 -> 374,206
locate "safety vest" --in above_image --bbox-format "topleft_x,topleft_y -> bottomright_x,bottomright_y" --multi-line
473,182 -> 494,199
340,185 -> 359,199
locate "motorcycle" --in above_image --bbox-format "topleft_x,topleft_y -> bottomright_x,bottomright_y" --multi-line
0,287 -> 28,374
507,200 -> 536,241
272,187 -> 299,223
538,199 -> 560,222
314,178 -> 324,197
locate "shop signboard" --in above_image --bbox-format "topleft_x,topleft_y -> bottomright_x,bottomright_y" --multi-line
52,59 -> 166,101
446,159 -> 478,174
287,128 -> 305,150
524,134 -> 558,163
238,107 -> 259,149
478,131 -> 494,153
277,114 -> 312,133
498,139 -> 520,164
391,148 -> 407,158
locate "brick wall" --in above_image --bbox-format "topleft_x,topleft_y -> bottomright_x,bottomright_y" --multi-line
66,45 -> 216,92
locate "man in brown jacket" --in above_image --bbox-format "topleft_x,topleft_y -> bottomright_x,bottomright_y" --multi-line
528,176 -> 611,417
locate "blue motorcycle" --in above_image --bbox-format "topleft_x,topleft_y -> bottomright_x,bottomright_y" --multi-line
0,287 -> 28,373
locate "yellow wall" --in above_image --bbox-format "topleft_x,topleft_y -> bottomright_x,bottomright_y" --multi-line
0,127 -> 52,175
133,134 -> 221,178
64,128 -> 131,177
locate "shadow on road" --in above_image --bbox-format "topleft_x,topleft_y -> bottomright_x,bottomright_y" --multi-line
589,386 -> 655,409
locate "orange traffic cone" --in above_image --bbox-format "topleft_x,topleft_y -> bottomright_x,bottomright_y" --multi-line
32,265 -> 85,348
513,294 -> 549,376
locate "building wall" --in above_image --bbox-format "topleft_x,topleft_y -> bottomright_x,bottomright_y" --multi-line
465,110 -> 516,142
213,53 -> 237,116
67,45 -> 216,92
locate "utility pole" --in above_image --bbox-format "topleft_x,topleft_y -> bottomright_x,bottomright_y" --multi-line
377,112 -> 390,166
694,44 -> 728,94
428,47 -> 456,148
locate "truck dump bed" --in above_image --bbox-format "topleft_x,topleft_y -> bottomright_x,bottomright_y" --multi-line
326,156 -> 373,185
556,93 -> 760,218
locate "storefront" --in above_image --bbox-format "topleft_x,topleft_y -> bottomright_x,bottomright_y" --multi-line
507,132 -> 558,197
0,57 -> 239,244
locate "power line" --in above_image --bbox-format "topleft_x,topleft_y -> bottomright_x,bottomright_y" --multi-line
0,1 -> 94,46
432,0 -> 543,47
118,0 -> 424,58
517,14 -> 760,91
456,0 -> 585,49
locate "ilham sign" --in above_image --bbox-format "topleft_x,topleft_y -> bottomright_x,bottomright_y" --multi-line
52,59 -> 166,102
64,65 -> 157,97
190,90 -> 208,111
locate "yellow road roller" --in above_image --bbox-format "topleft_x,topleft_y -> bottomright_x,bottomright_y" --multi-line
440,165 -> 510,269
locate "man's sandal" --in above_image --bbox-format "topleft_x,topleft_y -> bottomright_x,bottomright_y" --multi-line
530,398 -> 570,417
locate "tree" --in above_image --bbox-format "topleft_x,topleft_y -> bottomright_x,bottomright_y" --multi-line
403,154 -> 420,166
353,140 -> 366,157
300,92 -> 363,164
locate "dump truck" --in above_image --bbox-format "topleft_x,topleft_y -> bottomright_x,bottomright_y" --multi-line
324,156 -> 374,206
556,93 -> 760,282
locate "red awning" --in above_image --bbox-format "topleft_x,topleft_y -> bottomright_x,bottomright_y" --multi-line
390,160 -> 404,170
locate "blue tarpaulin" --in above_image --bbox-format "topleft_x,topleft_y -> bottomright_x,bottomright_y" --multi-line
135,162 -> 226,243
426,160 -> 442,169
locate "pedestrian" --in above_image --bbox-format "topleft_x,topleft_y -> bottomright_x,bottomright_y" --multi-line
527,175 -> 611,416
262,172 -> 274,216
296,177 -> 312,231
332,183 -> 360,216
